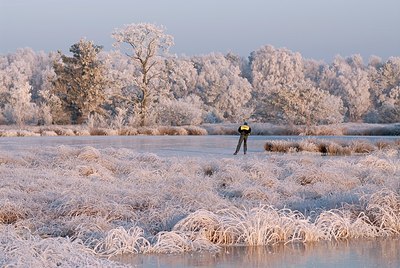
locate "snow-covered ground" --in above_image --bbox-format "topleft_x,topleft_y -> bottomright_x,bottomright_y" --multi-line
0,135 -> 399,267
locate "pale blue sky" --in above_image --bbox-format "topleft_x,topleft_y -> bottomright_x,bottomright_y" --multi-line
1,0 -> 399,62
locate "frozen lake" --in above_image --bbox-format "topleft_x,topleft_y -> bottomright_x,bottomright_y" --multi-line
1,135 -> 398,157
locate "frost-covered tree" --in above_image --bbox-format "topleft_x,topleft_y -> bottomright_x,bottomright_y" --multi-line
321,55 -> 371,122
249,45 -> 306,119
267,81 -> 345,125
249,45 -> 344,124
156,95 -> 203,126
367,57 -> 400,122
3,81 -> 36,125
101,50 -> 141,125
250,45 -> 305,91
162,57 -> 197,99
112,23 -> 174,126
52,39 -> 108,124
0,48 -> 38,124
193,53 -> 253,123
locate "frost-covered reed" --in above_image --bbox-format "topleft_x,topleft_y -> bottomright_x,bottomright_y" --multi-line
0,142 -> 399,266
1,122 -> 398,137
264,138 -> 400,155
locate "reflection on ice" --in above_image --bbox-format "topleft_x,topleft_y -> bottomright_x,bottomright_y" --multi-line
114,237 -> 400,268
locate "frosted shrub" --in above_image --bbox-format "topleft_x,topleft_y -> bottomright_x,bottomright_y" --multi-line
156,98 -> 203,126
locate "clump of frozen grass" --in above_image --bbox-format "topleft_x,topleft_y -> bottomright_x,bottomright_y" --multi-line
77,146 -> 101,161
44,126 -> 76,136
183,125 -> 208,135
17,130 -> 41,137
202,163 -> 220,177
135,127 -> 159,135
118,127 -> 138,136
264,140 -> 300,153
298,139 -> 320,152
158,126 -> 188,135
264,139 -> 400,155
0,130 -> 40,137
0,226 -> 127,267
358,155 -> 398,175
0,130 -> 18,137
149,230 -> 219,253
90,128 -> 118,136
351,140 -> 376,153
95,226 -> 150,256
40,130 -> 58,136
77,165 -> 96,176
0,201 -> 29,224
220,206 -> 321,245
315,209 -> 381,240
172,209 -> 225,244
364,190 -> 400,234
325,141 -> 352,155
375,140 -> 392,150
172,206 -> 322,246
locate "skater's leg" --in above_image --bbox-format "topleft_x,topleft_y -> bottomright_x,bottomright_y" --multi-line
234,135 -> 244,155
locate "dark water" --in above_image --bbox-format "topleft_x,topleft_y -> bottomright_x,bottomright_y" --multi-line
113,237 -> 400,268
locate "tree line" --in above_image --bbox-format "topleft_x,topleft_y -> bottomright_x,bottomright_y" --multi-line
0,23 -> 399,127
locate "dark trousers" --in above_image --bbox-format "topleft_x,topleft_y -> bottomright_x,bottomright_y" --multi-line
234,134 -> 248,154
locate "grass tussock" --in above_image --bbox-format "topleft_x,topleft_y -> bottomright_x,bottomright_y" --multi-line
183,126 -> 208,135
0,202 -> 29,224
118,127 -> 138,136
157,126 -> 188,136
265,138 -> 400,155
89,128 -> 118,136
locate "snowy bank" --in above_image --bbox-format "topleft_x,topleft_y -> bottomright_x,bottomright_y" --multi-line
0,137 -> 399,266
0,122 -> 399,137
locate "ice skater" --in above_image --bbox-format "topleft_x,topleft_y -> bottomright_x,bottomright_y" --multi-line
233,122 -> 251,155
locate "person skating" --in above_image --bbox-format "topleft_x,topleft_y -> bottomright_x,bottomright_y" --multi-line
233,122 -> 251,155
